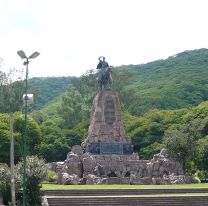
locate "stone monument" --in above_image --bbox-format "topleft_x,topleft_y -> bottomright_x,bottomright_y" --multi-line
51,58 -> 191,184
52,89 -> 191,185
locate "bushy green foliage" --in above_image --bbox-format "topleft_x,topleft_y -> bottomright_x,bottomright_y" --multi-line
192,176 -> 201,184
0,68 -> 24,113
139,142 -> 164,159
57,87 -> 89,128
36,119 -> 69,162
162,103 -> 208,174
28,76 -> 71,109
17,156 -> 48,206
123,109 -> 186,159
0,157 -> 47,206
163,128 -> 196,172
0,113 -> 41,164
0,163 -> 21,205
31,113 -> 88,162
47,171 -> 58,183
123,101 -> 208,176
0,111 -> 87,164
196,136 -> 208,178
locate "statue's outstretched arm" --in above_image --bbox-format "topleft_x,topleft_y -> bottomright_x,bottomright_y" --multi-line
98,56 -> 102,61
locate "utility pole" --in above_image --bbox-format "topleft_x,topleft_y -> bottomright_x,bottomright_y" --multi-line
10,112 -> 15,206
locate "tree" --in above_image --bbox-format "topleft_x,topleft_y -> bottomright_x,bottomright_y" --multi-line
28,76 -> 71,109
0,63 -> 24,113
140,142 -> 164,159
163,125 -> 197,173
111,69 -> 141,113
0,112 -> 41,164
36,119 -> 69,162
58,87 -> 89,128
196,137 -> 208,179
0,128 -> 10,164
71,69 -> 97,105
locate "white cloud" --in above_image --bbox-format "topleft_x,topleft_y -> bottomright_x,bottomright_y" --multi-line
0,0 -> 208,77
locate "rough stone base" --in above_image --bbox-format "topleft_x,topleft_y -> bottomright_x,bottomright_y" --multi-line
51,146 -> 191,185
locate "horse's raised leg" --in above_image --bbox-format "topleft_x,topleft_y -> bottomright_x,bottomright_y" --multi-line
109,81 -> 112,89
97,81 -> 101,91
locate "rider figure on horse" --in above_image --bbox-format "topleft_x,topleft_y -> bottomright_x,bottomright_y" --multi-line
96,56 -> 109,72
96,56 -> 112,90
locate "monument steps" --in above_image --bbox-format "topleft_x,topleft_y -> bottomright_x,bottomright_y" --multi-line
47,196 -> 208,206
45,188 -> 208,196
45,189 -> 208,206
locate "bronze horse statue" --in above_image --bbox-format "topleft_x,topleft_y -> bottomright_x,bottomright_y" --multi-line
97,66 -> 113,90
96,56 -> 113,90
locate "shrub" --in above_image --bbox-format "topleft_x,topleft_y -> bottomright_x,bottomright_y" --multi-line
197,170 -> 206,180
47,171 -> 58,183
17,156 -> 48,206
0,164 -> 11,204
0,163 -> 21,205
192,176 -> 201,184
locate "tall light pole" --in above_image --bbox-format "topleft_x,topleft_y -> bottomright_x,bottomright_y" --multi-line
10,112 -> 15,206
17,50 -> 40,206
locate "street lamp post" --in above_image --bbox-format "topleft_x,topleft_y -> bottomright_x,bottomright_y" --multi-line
17,50 -> 40,206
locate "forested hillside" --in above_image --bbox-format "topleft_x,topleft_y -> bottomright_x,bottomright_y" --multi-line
28,76 -> 71,109
118,48 -> 208,114
32,48 -> 208,116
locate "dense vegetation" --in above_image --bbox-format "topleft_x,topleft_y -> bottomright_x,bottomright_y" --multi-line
0,156 -> 47,205
0,66 -> 24,113
28,76 -> 71,109
119,48 -> 208,115
1,48 -> 208,179
31,49 -> 208,116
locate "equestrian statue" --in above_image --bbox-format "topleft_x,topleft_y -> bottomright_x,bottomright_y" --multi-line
96,56 -> 113,90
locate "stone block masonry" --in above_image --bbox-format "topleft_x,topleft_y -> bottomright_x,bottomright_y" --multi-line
85,90 -> 133,154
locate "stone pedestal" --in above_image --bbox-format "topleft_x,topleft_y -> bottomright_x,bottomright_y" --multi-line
85,90 -> 133,154
55,146 -> 189,185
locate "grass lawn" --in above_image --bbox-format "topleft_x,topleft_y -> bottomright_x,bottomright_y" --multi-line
42,183 -> 208,190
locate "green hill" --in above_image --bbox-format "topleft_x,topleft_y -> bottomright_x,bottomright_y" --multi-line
31,48 -> 208,117
28,76 -> 71,109
118,48 -> 208,115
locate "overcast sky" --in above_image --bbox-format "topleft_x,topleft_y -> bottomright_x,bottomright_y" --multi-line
0,0 -> 208,78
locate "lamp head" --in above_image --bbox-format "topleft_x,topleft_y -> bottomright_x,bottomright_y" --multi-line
29,52 -> 40,59
17,50 -> 27,59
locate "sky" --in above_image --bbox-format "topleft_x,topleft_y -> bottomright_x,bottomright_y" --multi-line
0,0 -> 208,78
